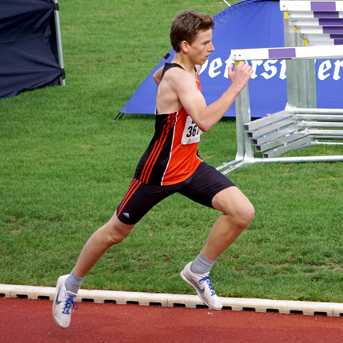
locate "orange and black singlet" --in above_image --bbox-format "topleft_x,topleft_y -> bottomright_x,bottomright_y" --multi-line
134,63 -> 203,186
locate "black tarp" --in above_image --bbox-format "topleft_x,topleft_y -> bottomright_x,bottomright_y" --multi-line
0,0 -> 63,99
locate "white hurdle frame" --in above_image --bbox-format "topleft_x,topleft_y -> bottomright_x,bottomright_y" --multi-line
217,1 -> 343,174
282,0 -> 343,109
217,45 -> 343,174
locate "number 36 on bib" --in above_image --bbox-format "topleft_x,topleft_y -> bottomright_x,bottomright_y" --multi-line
181,116 -> 201,145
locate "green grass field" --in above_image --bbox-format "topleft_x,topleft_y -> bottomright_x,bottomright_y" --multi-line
1,0 -> 343,303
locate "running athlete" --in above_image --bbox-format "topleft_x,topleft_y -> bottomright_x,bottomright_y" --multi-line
53,9 -> 254,329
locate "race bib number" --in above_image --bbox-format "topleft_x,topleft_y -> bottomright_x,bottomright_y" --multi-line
181,116 -> 201,145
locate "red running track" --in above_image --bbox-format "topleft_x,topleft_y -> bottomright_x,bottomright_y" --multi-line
1,297 -> 343,343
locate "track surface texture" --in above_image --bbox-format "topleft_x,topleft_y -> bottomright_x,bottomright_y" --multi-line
1,297 -> 343,343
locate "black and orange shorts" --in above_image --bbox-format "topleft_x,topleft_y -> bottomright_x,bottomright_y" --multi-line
116,162 -> 235,225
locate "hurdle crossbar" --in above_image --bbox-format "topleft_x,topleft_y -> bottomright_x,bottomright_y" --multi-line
231,45 -> 343,61
217,51 -> 343,174
280,1 -> 343,12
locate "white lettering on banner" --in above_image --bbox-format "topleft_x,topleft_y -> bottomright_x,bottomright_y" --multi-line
199,57 -> 343,81
280,60 -> 287,80
318,60 -> 331,81
333,60 -> 343,81
261,60 -> 278,80
251,60 -> 262,79
208,58 -> 223,78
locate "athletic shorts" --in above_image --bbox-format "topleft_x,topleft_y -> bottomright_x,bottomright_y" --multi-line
116,162 -> 235,225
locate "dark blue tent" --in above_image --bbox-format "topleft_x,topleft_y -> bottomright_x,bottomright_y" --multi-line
120,0 -> 343,118
0,0 -> 64,99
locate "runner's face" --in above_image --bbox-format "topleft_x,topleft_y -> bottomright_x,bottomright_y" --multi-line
188,29 -> 214,65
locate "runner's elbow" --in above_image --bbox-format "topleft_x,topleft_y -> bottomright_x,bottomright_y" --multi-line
195,113 -> 216,132
197,121 -> 212,132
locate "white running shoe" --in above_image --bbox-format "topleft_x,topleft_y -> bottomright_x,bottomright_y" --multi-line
181,262 -> 223,311
52,275 -> 78,328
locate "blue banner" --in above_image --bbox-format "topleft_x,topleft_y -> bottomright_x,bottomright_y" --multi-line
121,0 -> 343,118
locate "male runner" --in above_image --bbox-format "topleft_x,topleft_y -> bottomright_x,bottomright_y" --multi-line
53,9 -> 254,328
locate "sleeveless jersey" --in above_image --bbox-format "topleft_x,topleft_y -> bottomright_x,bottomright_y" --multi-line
134,63 -> 203,186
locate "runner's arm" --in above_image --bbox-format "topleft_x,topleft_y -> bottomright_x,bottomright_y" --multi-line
176,62 -> 253,132
153,66 -> 163,86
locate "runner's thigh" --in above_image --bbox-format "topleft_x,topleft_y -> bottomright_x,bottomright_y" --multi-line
116,178 -> 180,225
179,163 -> 235,208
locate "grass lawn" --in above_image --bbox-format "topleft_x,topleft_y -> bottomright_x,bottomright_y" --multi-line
1,0 -> 343,303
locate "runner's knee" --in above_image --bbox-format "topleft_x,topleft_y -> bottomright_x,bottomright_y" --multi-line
105,217 -> 134,246
213,188 -> 255,228
224,200 -> 255,231
238,202 -> 255,228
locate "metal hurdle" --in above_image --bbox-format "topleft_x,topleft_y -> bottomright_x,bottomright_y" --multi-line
281,0 -> 343,47
282,0 -> 343,109
217,1 -> 343,175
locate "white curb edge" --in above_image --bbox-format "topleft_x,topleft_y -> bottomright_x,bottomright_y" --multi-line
1,284 -> 343,317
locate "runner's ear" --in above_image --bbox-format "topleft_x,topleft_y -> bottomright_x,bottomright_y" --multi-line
180,40 -> 190,54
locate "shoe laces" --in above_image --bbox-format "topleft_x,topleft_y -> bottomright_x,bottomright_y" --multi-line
62,294 -> 78,314
198,275 -> 216,296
